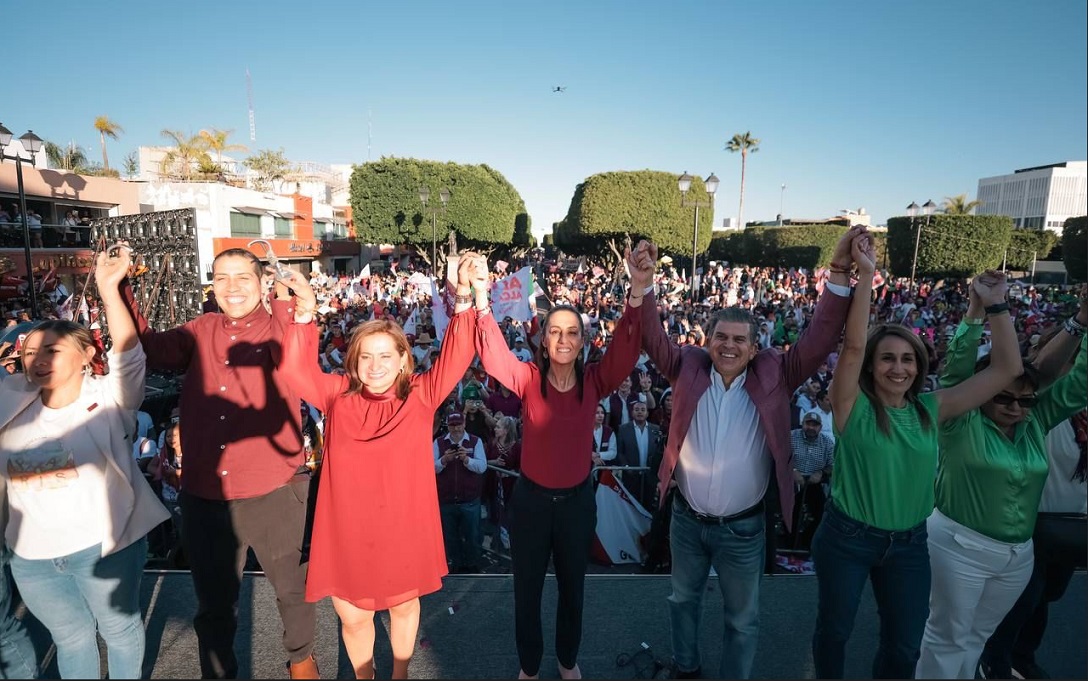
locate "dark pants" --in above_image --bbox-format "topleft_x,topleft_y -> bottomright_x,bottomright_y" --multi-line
180,476 -> 316,679
981,512 -> 1087,675
790,482 -> 827,552
439,498 -> 482,570
509,475 -> 595,677
811,501 -> 931,679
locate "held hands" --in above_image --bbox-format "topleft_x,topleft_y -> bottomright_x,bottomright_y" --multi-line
832,225 -> 868,267
971,269 -> 1008,307
277,268 -> 318,310
626,240 -> 657,291
850,233 -> 877,276
94,242 -> 133,293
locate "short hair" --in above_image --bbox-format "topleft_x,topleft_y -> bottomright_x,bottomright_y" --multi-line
705,307 -> 758,345
213,248 -> 264,278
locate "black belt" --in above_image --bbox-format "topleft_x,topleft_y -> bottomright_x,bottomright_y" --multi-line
520,474 -> 590,500
676,493 -> 764,525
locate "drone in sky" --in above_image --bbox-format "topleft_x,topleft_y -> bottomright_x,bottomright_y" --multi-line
553,86 -> 567,93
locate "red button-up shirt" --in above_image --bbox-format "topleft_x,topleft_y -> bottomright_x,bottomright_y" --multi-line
124,286 -> 305,500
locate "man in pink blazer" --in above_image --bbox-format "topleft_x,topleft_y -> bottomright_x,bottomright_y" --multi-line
632,229 -> 862,679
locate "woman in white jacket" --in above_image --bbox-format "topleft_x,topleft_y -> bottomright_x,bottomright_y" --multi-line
0,245 -> 168,679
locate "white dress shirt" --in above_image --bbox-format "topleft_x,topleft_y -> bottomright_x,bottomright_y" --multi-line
632,422 -> 650,468
433,433 -> 488,474
675,369 -> 771,517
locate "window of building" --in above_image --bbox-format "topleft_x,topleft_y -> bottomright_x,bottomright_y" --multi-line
274,217 -> 292,237
314,221 -> 328,238
230,212 -> 261,237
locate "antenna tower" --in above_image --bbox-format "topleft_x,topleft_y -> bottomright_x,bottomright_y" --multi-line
246,68 -> 256,142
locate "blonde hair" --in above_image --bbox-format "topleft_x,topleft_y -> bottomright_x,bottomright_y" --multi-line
341,320 -> 415,400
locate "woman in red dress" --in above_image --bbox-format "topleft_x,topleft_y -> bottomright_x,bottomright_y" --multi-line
279,257 -> 483,680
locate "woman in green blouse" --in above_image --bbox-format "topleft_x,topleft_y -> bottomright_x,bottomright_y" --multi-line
916,289 -> 1088,679
811,234 -> 1022,680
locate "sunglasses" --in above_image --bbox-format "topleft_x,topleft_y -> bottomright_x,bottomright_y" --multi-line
992,393 -> 1038,408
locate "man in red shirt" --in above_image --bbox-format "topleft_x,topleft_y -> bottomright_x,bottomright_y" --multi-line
115,248 -> 319,679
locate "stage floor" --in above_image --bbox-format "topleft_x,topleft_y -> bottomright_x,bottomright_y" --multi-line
20,571 -> 1086,679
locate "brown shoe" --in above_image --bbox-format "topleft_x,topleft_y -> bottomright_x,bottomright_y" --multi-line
288,654 -> 321,679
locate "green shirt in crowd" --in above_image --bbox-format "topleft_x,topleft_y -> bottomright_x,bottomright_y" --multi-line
936,319 -> 1088,544
832,390 -> 940,531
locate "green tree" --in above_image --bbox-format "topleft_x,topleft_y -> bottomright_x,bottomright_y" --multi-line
93,116 -> 124,171
941,193 -> 982,215
554,170 -> 715,258
725,131 -> 760,229
349,158 -> 528,257
122,151 -> 139,178
44,141 -> 89,172
1061,216 -> 1087,282
243,148 -> 293,191
200,128 -> 248,173
887,214 -> 1013,278
159,130 -> 211,181
1005,229 -> 1059,271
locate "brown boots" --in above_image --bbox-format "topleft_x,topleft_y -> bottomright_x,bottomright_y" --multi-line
288,654 -> 321,679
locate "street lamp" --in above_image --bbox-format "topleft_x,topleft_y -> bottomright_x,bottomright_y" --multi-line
907,199 -> 936,289
678,172 -> 719,300
0,123 -> 44,319
419,185 -> 450,270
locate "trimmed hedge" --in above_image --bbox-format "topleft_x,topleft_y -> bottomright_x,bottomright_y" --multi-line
887,214 -> 1013,278
707,225 -> 885,270
1005,229 -> 1060,271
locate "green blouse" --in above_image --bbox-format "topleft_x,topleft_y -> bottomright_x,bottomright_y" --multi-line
832,391 -> 941,531
936,319 -> 1088,544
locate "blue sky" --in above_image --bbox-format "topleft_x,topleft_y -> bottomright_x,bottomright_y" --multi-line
6,0 -> 1086,240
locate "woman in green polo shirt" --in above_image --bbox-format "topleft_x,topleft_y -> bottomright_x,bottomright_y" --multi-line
811,234 -> 1023,680
915,290 -> 1087,679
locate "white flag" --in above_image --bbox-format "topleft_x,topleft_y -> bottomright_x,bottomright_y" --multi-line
403,306 -> 420,336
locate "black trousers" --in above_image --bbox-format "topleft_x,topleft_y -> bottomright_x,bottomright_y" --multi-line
179,475 -> 316,679
790,482 -> 827,552
509,475 -> 595,676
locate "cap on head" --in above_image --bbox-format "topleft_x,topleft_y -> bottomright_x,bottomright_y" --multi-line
803,410 -> 822,424
447,412 -> 464,426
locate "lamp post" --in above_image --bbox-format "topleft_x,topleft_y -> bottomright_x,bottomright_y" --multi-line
907,199 -> 936,290
419,185 -> 450,271
678,172 -> 719,300
0,123 -> 44,319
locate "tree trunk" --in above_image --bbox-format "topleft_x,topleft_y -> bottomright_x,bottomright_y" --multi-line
101,131 -> 110,171
737,149 -> 747,231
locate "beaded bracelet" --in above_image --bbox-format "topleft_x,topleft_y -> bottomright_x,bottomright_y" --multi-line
1064,317 -> 1086,338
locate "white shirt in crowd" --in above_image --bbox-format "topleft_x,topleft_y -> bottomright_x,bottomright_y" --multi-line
1040,419 -> 1087,514
433,432 -> 488,474
632,422 -> 650,468
593,425 -> 617,461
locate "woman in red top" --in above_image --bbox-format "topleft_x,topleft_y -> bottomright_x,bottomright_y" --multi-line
279,257 -> 483,680
470,245 -> 652,679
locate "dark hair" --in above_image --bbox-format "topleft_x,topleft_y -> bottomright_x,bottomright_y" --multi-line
975,354 -> 1039,392
705,307 -> 759,345
213,248 -> 264,278
23,320 -> 104,375
535,305 -> 585,401
860,325 -> 932,435
342,319 -> 415,400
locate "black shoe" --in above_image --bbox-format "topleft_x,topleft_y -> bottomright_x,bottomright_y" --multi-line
668,665 -> 700,679
979,658 -> 1012,679
1011,661 -> 1050,679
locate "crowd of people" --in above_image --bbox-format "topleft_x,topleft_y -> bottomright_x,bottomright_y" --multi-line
0,229 -> 1084,680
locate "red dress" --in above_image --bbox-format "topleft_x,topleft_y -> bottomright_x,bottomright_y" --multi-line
282,310 -> 478,610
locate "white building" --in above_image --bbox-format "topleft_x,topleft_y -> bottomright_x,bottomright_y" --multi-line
976,161 -> 1087,233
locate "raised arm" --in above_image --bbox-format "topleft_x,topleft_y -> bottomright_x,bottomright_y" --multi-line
95,243 -> 147,410
276,269 -> 344,413
1031,287 -> 1087,387
935,271 -> 1024,423
119,279 -> 196,372
473,256 -> 535,397
939,280 -> 986,389
412,255 -> 483,407
1031,335 -> 1087,433
587,243 -> 648,395
631,241 -> 683,383
829,233 -> 875,434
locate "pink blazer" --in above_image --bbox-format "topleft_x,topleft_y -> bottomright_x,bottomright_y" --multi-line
640,290 -> 850,529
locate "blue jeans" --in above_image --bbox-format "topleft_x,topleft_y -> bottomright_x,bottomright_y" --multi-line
811,501 -> 930,679
9,538 -> 147,680
668,494 -> 765,679
0,553 -> 38,680
440,499 -> 482,569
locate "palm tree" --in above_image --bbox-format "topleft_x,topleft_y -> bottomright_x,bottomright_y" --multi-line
725,131 -> 760,230
199,128 -> 248,175
159,130 -> 211,181
942,194 -> 982,215
93,116 -> 124,171
44,141 -> 89,172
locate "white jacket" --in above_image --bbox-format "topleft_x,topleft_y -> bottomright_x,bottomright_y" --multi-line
0,344 -> 169,557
